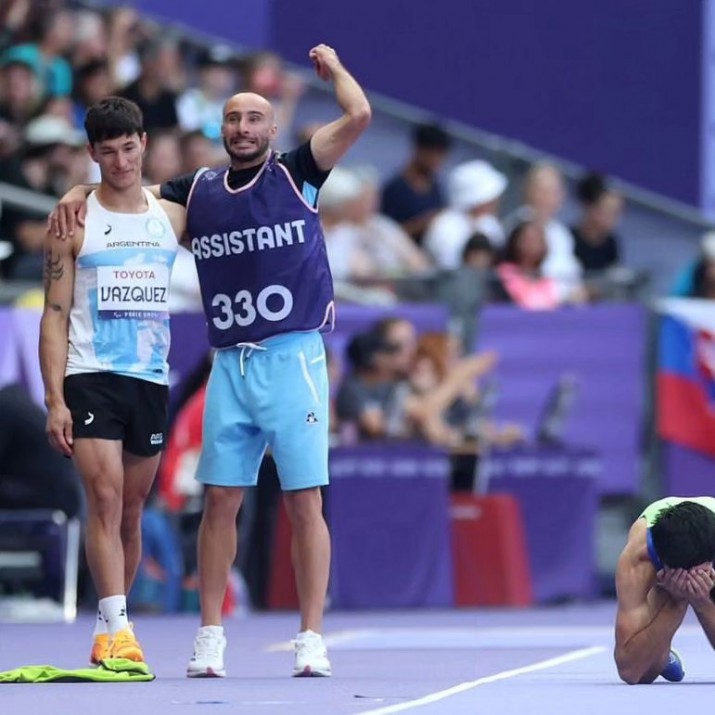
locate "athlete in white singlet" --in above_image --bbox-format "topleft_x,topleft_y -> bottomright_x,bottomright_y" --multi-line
39,97 -> 186,666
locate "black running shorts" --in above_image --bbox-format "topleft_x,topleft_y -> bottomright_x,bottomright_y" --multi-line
64,372 -> 169,456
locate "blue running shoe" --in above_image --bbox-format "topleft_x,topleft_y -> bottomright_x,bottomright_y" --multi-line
660,649 -> 685,682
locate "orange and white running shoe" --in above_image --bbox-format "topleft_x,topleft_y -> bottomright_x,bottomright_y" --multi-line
90,633 -> 110,666
107,624 -> 145,662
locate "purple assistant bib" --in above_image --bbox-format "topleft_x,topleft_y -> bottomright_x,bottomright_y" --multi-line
187,151 -> 335,348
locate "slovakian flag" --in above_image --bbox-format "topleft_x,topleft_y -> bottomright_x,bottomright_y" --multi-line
658,298 -> 715,457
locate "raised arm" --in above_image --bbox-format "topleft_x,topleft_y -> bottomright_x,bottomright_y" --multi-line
38,231 -> 76,456
308,45 -> 372,171
411,352 -> 498,420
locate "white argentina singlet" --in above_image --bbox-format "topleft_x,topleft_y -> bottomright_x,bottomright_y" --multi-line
65,190 -> 178,384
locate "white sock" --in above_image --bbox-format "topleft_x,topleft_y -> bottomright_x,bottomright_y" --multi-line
92,607 -> 108,637
199,625 -> 224,636
99,595 -> 129,635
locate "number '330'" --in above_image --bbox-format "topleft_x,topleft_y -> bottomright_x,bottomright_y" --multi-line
211,285 -> 293,329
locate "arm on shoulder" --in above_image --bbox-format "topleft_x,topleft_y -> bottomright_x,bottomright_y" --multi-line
159,198 -> 187,243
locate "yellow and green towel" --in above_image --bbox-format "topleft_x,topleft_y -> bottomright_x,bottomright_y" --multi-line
0,658 -> 154,683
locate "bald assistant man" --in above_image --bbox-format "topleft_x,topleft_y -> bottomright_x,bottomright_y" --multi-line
172,44 -> 370,679
52,44 -> 371,678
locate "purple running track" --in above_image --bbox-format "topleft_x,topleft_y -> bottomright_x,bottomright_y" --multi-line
0,602 -> 711,715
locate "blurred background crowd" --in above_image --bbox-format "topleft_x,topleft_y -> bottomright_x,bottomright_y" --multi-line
0,0 -> 713,616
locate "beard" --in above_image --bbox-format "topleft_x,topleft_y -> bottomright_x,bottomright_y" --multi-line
223,135 -> 270,165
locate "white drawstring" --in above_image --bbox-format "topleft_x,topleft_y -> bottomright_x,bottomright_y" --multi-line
236,342 -> 267,377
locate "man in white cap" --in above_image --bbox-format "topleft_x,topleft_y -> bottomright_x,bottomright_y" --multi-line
424,159 -> 507,270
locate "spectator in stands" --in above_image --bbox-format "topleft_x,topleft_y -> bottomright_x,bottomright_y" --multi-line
177,46 -> 236,143
494,220 -> 587,310
179,129 -> 221,173
41,94 -> 79,128
0,114 -> 84,280
0,55 -> 42,126
408,333 -> 500,448
357,166 -> 431,275
0,382 -> 84,521
0,56 -> 41,157
671,231 -> 715,300
143,130 -> 183,186
339,318 -> 416,429
320,166 -> 430,282
72,59 -> 115,129
120,37 -> 181,130
0,0 -> 32,56
438,232 -> 498,350
508,162 -> 581,296
105,7 -> 143,89
335,330 -> 408,440
71,9 -> 109,69
319,166 -> 376,281
462,232 -> 498,272
424,159 -> 507,268
353,166 -> 431,276
1,8 -> 75,99
381,122 -> 451,245
570,172 -> 623,272
372,316 -> 418,379
337,321 -> 503,448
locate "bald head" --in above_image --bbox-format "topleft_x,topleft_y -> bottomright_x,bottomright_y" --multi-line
221,92 -> 278,168
223,92 -> 275,123
524,163 -> 565,218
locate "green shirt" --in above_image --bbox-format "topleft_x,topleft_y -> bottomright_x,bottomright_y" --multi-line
640,496 -> 715,526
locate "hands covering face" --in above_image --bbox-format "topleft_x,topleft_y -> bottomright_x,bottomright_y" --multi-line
657,564 -> 715,607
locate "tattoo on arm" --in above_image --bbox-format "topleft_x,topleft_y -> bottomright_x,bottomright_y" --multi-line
42,249 -> 64,291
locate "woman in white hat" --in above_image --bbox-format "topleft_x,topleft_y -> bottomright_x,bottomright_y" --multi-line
424,159 -> 507,270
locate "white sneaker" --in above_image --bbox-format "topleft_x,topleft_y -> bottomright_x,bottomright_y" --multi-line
186,626 -> 227,678
292,630 -> 332,677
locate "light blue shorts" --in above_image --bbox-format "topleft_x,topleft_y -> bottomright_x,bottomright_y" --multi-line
196,331 -> 329,490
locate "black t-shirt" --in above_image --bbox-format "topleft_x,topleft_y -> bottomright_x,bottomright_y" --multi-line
160,142 -> 330,208
381,173 -> 444,243
570,226 -> 620,272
